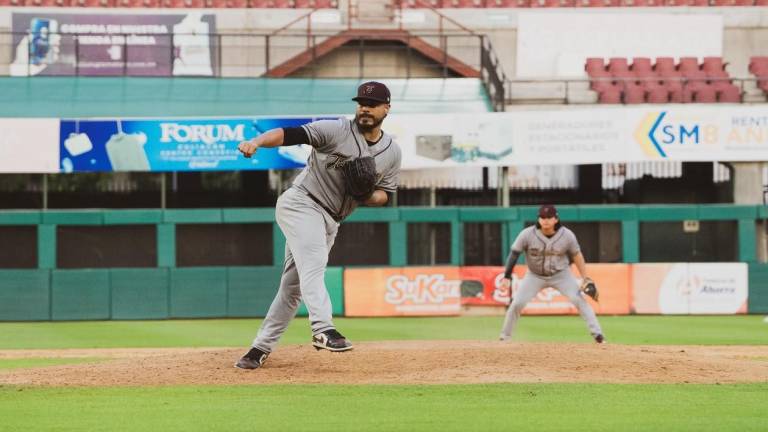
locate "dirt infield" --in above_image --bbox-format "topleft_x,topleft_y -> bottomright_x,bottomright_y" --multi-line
1,341 -> 767,387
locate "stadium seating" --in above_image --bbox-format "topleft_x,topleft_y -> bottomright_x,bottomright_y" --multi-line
750,57 -> 768,90
586,56 -> 742,104
4,0 -> 765,6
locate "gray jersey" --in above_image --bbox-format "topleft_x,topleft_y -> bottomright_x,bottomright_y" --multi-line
293,118 -> 401,220
511,225 -> 581,277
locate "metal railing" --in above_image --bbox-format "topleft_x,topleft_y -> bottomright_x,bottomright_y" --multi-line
504,76 -> 767,105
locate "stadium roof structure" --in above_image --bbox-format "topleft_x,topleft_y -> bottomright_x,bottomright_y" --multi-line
0,77 -> 492,118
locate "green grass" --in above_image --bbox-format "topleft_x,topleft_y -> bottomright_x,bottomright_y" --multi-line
0,317 -> 766,431
0,357 -> 104,370
0,315 -> 766,350
1,383 -> 766,432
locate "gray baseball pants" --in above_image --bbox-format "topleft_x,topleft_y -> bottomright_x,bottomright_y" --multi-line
251,187 -> 339,353
500,269 -> 603,340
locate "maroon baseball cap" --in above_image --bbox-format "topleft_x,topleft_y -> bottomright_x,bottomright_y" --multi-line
352,81 -> 391,104
538,205 -> 558,219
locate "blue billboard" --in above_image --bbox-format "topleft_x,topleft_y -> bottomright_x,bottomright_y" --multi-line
59,117 -> 336,172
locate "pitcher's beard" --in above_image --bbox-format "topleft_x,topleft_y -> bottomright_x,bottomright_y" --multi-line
355,114 -> 384,132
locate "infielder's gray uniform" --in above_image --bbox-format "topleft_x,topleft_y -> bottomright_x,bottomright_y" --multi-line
500,225 -> 603,340
251,118 -> 401,353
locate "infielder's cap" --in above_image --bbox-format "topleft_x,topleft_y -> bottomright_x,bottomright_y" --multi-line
352,81 -> 391,104
538,205 -> 558,218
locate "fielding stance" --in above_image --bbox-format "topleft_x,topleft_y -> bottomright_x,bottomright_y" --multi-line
499,205 -> 605,344
235,82 -> 401,369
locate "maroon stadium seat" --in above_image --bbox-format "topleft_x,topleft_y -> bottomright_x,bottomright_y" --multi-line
656,70 -> 683,87
654,57 -> 676,72
682,70 -> 708,86
161,0 -> 205,6
531,0 -> 574,7
623,87 -> 646,104
615,78 -> 641,92
702,57 -> 725,72
717,85 -> 741,103
585,58 -> 606,73
693,86 -> 717,103
624,0 -> 663,5
608,58 -> 630,74
631,58 -> 653,73
678,57 -> 700,73
76,0 -> 112,6
118,0 -> 158,6
646,87 -> 670,103
28,0 -> 71,6
486,0 -> 525,7
589,73 -> 617,92
669,88 -> 684,103
749,57 -> 768,75
599,89 -> 622,104
712,0 -> 753,5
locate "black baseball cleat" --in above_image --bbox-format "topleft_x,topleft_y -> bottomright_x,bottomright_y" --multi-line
235,347 -> 269,369
312,329 -> 353,352
594,334 -> 605,344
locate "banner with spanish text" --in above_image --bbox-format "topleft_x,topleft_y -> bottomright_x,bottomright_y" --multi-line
11,12 -> 217,77
459,264 -> 631,315
344,267 -> 462,317
632,263 -> 748,314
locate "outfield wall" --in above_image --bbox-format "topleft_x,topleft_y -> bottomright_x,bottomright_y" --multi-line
0,205 -> 766,320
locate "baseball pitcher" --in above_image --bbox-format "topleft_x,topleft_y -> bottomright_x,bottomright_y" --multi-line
235,81 -> 402,369
499,205 -> 605,344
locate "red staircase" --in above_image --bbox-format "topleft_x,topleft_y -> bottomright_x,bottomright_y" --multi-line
264,29 -> 480,78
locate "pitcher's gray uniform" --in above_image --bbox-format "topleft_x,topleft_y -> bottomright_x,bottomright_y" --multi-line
235,81 -> 400,369
252,118 -> 401,353
499,223 -> 603,341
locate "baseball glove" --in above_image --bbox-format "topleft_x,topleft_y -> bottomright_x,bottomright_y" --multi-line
342,156 -> 378,201
581,277 -> 599,301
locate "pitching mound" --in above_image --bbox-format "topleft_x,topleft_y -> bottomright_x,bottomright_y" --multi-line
1,341 -> 767,387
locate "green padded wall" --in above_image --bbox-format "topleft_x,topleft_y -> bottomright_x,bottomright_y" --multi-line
227,267 -> 283,318
0,77 -> 491,118
51,270 -> 110,320
169,268 -> 227,318
748,264 -> 768,313
297,267 -> 344,317
0,270 -> 50,321
111,268 -> 170,320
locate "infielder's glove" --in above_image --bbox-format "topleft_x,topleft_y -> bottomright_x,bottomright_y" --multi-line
342,156 -> 378,201
581,277 -> 599,301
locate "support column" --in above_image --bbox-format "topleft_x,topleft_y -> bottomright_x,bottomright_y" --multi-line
732,162 -> 765,262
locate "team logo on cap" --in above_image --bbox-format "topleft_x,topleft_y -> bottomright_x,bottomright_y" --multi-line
364,85 -> 375,94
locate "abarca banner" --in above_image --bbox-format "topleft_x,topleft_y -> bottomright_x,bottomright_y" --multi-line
632,263 -> 748,314
58,117 -> 336,172
10,12 -> 216,76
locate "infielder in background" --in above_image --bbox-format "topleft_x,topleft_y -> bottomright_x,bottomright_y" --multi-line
499,205 -> 605,344
234,81 -> 402,369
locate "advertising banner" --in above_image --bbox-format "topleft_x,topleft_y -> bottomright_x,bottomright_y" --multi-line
344,267 -> 462,317
10,12 -> 216,76
386,107 -> 768,169
345,265 -> 631,317
459,265 -> 631,315
0,119 -> 60,173
632,263 -> 748,314
58,117 -> 334,172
